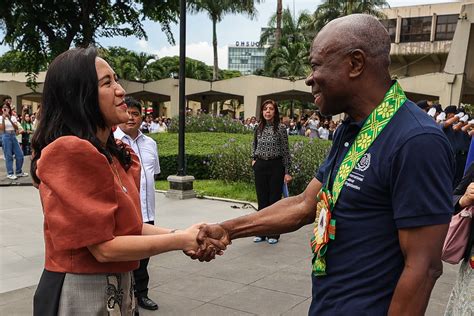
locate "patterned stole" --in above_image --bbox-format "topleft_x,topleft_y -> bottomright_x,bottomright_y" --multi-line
311,81 -> 407,276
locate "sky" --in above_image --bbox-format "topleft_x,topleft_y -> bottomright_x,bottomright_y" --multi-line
0,0 -> 455,69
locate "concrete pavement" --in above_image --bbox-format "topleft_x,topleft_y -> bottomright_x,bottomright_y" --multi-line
0,185 -> 460,315
0,147 -> 33,187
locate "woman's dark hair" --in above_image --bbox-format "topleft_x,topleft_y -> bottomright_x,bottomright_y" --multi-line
31,47 -> 131,184
2,103 -> 12,111
257,99 -> 280,134
124,96 -> 142,114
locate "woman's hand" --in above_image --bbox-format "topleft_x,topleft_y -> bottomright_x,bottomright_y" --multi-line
459,182 -> 474,208
252,160 -> 256,166
179,223 -> 202,253
284,174 -> 292,183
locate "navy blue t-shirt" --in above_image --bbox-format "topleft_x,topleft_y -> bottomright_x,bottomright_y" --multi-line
309,99 -> 454,315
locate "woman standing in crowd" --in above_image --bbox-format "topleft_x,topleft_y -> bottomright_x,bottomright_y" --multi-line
305,112 -> 320,138
318,118 -> 330,140
21,113 -> 33,155
444,160 -> 474,316
31,47 -> 222,315
251,99 -> 292,244
0,99 -> 27,180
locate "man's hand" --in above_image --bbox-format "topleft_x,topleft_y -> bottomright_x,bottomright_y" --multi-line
183,223 -> 230,262
284,174 -> 292,184
459,182 -> 474,208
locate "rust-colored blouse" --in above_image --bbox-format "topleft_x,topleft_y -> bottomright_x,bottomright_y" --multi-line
37,136 -> 142,273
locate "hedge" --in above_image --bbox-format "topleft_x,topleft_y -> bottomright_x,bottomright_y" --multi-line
167,114 -> 252,134
149,132 -> 252,180
209,136 -> 331,195
150,132 -> 332,195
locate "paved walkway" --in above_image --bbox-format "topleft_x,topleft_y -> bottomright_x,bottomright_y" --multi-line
0,185 -> 460,315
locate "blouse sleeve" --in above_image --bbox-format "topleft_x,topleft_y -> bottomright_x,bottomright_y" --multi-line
251,128 -> 258,159
37,136 -> 118,251
280,124 -> 291,174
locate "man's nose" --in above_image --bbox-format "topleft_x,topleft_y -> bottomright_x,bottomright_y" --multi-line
305,73 -> 314,86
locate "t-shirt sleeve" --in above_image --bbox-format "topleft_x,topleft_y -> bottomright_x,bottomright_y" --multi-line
37,136 -> 118,250
390,133 -> 454,228
315,156 -> 330,183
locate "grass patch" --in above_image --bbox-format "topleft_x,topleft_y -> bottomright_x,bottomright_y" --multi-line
149,132 -> 254,156
155,179 -> 257,202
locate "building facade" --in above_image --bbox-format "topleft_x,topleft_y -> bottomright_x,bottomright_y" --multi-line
228,42 -> 266,75
381,0 -> 474,106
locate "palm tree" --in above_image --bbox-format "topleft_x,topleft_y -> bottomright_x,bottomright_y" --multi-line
189,0 -> 260,80
310,0 -> 389,34
261,8 -> 312,117
124,51 -> 158,82
261,8 -> 312,79
275,0 -> 283,49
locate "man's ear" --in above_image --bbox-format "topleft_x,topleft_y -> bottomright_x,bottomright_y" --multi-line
348,49 -> 365,78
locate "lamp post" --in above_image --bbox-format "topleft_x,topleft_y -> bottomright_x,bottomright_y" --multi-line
166,0 -> 196,199
177,0 -> 186,176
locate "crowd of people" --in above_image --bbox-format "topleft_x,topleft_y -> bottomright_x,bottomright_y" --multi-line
139,114 -> 171,134
243,112 -> 342,140
1,13 -> 473,316
416,100 -> 473,187
0,96 -> 41,179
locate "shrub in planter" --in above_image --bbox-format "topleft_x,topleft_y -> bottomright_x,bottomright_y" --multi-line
168,114 -> 252,134
287,139 -> 331,195
210,139 -> 254,183
150,132 -> 252,179
210,136 -> 331,195
156,154 -> 212,180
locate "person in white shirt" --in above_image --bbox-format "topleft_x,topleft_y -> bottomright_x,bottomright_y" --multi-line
157,120 -> 168,133
318,119 -> 330,140
1,98 -> 28,180
114,97 -> 161,312
306,112 -> 320,138
149,118 -> 160,133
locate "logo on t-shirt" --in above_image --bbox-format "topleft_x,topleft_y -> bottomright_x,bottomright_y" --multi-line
355,153 -> 371,172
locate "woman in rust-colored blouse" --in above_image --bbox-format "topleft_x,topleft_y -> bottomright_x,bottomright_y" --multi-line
30,47 -> 223,315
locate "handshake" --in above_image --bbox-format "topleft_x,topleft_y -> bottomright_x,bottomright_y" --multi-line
178,223 -> 231,262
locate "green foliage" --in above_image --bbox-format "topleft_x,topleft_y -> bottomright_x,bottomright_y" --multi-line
210,135 -> 332,195
151,132 -> 331,196
99,51 -> 242,81
0,0 -> 179,84
260,8 -> 312,79
311,0 -> 389,33
150,56 -> 214,80
167,114 -> 252,134
0,50 -> 43,73
462,104 -> 474,117
219,69 -> 242,80
149,132 -> 253,179
155,179 -> 257,202
210,139 -> 254,183
287,138 -> 331,195
102,47 -> 158,82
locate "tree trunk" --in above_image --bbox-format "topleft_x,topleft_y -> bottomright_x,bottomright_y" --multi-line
275,0 -> 283,48
212,17 -> 219,81
347,0 -> 354,15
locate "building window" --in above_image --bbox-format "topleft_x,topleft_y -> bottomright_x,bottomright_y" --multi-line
401,16 -> 432,42
381,19 -> 397,43
435,14 -> 458,41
